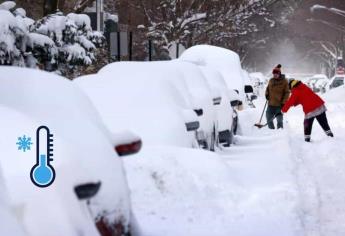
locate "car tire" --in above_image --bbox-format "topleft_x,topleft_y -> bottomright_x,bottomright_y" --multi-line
218,130 -> 231,147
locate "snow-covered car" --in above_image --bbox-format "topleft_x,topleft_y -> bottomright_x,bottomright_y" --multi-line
76,68 -> 201,149
0,67 -> 140,236
179,45 -> 246,98
306,74 -> 329,92
197,65 -> 239,146
97,61 -> 218,150
0,167 -> 26,236
250,72 -> 267,87
241,69 -> 258,108
167,60 -> 218,149
249,72 -> 267,96
329,75 -> 345,90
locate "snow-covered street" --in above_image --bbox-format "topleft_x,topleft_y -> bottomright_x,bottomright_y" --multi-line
124,94 -> 345,236
2,1 -> 345,235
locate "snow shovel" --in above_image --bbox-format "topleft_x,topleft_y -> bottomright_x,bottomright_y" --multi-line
254,112 -> 282,129
254,101 -> 267,128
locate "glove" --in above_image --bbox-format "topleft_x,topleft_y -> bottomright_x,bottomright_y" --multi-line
265,94 -> 269,100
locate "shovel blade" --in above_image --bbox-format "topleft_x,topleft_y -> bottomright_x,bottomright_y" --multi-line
254,123 -> 264,129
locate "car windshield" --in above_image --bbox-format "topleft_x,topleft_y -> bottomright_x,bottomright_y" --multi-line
331,77 -> 344,88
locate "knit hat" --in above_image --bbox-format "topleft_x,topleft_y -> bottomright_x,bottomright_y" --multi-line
272,64 -> 282,74
289,79 -> 300,89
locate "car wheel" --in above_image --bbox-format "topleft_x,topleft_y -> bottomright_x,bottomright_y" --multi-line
198,139 -> 208,149
218,130 -> 231,147
210,126 -> 216,152
232,115 -> 238,135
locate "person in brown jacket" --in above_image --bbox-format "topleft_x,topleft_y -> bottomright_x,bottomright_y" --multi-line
265,64 -> 290,129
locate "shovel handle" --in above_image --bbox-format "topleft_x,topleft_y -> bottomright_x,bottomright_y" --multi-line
259,101 -> 268,123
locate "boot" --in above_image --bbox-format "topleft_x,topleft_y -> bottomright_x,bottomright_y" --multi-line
305,137 -> 311,142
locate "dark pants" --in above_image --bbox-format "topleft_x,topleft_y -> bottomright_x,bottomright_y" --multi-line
266,105 -> 283,129
304,112 -> 332,139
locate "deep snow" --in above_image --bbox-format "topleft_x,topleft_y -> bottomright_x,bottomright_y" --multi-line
124,92 -> 345,236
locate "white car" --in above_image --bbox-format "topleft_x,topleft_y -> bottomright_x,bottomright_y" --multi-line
197,65 -> 239,146
0,67 -> 140,236
167,60 -> 218,150
306,74 -> 329,93
0,167 -> 26,236
329,75 -> 345,90
76,66 -> 200,149
179,44 -> 246,98
97,61 -> 217,150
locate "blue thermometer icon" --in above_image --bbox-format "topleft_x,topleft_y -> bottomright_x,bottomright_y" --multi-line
30,126 -> 55,188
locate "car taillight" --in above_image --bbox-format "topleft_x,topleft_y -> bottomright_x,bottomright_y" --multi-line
115,140 -> 142,156
185,121 -> 200,132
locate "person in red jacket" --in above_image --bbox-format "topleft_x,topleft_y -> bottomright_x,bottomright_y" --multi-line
281,79 -> 334,142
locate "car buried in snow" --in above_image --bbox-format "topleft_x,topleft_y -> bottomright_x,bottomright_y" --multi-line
76,65 -> 202,149
196,65 -> 239,146
329,75 -> 345,90
179,45 -> 248,99
0,67 -> 141,236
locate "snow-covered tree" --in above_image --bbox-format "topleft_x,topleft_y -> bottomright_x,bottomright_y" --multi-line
32,12 -> 104,67
0,1 -> 104,75
0,2 -> 32,66
120,0 -> 298,60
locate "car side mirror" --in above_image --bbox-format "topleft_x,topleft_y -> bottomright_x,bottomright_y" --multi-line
230,100 -> 241,107
74,182 -> 101,200
185,121 -> 200,132
244,85 -> 254,93
194,109 -> 204,116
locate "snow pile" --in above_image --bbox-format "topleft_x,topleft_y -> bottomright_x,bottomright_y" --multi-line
125,146 -> 247,236
322,85 -> 345,103
123,97 -> 304,236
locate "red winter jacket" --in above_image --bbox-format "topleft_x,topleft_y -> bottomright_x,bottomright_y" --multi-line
282,82 -> 324,114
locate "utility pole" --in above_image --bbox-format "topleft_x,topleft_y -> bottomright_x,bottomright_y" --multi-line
96,0 -> 104,31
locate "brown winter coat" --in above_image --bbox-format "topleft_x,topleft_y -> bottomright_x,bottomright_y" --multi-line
265,77 -> 290,107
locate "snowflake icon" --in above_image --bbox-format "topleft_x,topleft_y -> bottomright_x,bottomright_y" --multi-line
16,135 -> 33,152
